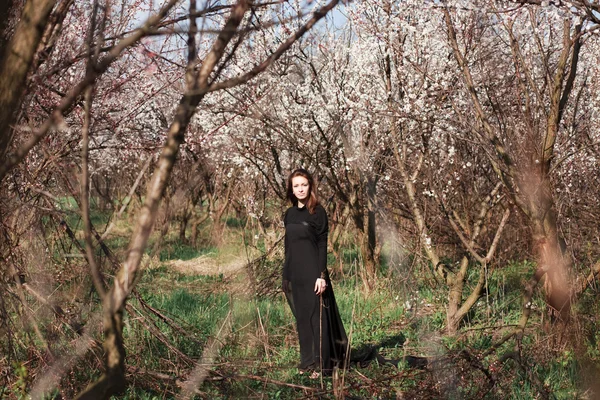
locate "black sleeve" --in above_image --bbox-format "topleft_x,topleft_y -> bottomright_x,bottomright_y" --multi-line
283,209 -> 291,281
315,205 -> 329,279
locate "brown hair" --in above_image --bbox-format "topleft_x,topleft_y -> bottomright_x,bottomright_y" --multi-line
287,168 -> 319,214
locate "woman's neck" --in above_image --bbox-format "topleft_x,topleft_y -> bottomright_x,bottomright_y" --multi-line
297,200 -> 306,208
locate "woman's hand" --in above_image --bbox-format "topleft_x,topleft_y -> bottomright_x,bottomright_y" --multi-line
314,278 -> 327,295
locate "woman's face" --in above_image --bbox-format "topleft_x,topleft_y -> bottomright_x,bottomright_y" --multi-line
291,176 -> 310,202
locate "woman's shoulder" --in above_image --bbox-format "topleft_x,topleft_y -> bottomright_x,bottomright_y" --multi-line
313,204 -> 328,220
283,207 -> 293,221
314,203 -> 327,215
311,204 -> 328,232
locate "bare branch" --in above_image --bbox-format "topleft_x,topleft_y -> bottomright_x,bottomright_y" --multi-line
205,0 -> 341,93
100,157 -> 153,241
177,311 -> 232,399
80,0 -> 106,300
0,0 -> 181,182
443,7 -> 522,206
0,0 -> 57,160
542,18 -> 575,173
484,208 -> 511,263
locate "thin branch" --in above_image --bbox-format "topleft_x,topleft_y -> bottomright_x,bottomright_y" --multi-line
443,7 -> 523,210
0,0 -> 57,161
484,208 -> 511,262
542,18 -> 575,173
231,373 -> 321,392
9,264 -> 54,360
574,261 -> 600,297
557,22 -> 582,124
482,267 -> 544,358
0,0 -> 181,182
80,0 -> 106,300
75,3 -> 252,398
177,311 -> 232,399
447,216 -> 485,264
203,0 -> 341,93
444,182 -> 503,264
100,156 -> 153,241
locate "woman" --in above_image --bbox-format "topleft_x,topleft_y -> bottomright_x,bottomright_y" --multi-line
282,168 -> 348,378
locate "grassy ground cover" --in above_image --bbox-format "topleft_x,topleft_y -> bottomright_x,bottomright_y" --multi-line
4,202 -> 598,399
112,223 -> 593,399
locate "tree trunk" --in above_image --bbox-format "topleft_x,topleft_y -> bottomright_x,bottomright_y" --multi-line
446,257 -> 468,334
347,189 -> 376,290
210,186 -> 232,246
179,198 -> 192,243
190,211 -> 210,248
365,176 -> 380,280
330,202 -> 350,277
191,219 -> 200,247
179,211 -> 190,243
92,174 -> 113,211
446,256 -> 488,335
0,0 -> 17,56
530,181 -> 571,321
151,195 -> 171,258
0,0 -> 57,159
355,228 -> 376,291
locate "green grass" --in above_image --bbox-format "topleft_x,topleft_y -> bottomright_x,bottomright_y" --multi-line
125,258 -> 420,397
117,387 -> 173,400
225,216 -> 246,228
12,203 -> 599,399
158,241 -> 216,261
129,288 -> 230,360
341,246 -> 360,268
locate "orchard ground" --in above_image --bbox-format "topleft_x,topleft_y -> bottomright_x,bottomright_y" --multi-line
5,201 -> 589,399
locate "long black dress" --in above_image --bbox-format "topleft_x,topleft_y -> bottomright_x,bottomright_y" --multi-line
283,204 -> 348,374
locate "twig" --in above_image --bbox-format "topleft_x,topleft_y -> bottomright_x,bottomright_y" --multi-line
482,268 -> 544,358
230,373 -> 320,392
80,28 -> 106,298
575,261 -> 600,297
125,304 -> 195,365
8,264 -> 54,361
177,311 -> 233,399
100,156 -> 153,241
133,291 -> 205,346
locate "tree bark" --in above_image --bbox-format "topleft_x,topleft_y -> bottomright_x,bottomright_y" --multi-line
530,178 -> 571,320
0,0 -> 17,57
0,0 -> 57,159
365,175 -> 380,281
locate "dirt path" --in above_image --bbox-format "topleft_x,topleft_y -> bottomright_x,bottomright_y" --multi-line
165,255 -> 247,277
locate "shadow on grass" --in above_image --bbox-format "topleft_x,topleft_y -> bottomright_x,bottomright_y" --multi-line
350,332 -> 428,369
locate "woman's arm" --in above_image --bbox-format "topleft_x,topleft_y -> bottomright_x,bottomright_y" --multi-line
314,205 -> 329,295
282,210 -> 291,292
316,206 -> 329,278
